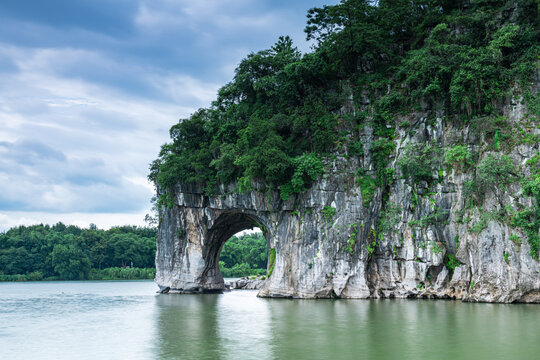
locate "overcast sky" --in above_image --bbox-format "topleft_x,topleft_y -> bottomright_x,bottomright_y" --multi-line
0,0 -> 339,231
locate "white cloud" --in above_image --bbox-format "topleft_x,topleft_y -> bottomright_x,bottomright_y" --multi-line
0,211 -> 149,232
0,43 -> 219,216
135,4 -> 181,29
135,0 -> 267,32
133,0 -> 303,56
148,73 -> 220,105
125,176 -> 155,192
0,0 -> 340,229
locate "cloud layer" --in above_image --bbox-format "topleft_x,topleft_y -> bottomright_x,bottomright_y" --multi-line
0,0 -> 337,230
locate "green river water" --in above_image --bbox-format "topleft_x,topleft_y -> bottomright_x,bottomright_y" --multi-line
0,280 -> 537,359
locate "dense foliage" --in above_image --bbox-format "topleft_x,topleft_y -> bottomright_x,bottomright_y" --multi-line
219,233 -> 268,277
149,0 -> 538,203
513,154 -> 540,259
150,34 -> 340,201
0,223 -> 156,281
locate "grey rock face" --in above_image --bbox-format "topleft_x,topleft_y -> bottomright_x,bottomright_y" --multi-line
227,277 -> 264,290
155,99 -> 539,303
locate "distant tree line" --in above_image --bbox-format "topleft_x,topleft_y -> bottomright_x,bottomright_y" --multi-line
0,223 -> 156,281
219,232 -> 268,277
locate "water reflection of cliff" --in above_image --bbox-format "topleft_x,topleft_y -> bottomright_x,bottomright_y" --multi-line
154,294 -> 222,359
154,291 -> 274,360
153,291 -> 539,360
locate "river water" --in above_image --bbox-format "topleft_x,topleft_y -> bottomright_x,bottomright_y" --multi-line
0,280 -> 537,360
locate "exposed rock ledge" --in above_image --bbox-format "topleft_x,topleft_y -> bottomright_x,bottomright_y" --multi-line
226,277 -> 265,290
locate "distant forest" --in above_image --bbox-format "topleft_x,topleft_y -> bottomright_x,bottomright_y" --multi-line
219,232 -> 268,277
0,223 -> 266,281
0,223 -> 156,281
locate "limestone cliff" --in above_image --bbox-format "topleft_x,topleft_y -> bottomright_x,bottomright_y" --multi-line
155,89 -> 539,303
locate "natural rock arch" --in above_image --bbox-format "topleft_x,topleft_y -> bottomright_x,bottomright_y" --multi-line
202,211 -> 271,289
155,183 -> 278,294
154,172 -> 376,298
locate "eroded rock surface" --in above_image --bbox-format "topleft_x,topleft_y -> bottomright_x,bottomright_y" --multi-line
226,277 -> 265,290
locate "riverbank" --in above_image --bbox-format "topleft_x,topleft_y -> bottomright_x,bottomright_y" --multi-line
0,267 -> 155,281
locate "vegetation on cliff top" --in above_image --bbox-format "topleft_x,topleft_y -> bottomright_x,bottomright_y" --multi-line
149,0 -> 538,202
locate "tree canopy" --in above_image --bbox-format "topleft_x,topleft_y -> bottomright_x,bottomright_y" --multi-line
219,232 -> 268,277
149,0 -> 538,203
0,223 -> 156,281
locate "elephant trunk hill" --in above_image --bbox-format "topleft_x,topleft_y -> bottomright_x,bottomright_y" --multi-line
150,0 -> 539,302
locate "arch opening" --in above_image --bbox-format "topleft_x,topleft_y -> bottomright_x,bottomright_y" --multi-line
219,230 -> 267,279
202,212 -> 271,290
